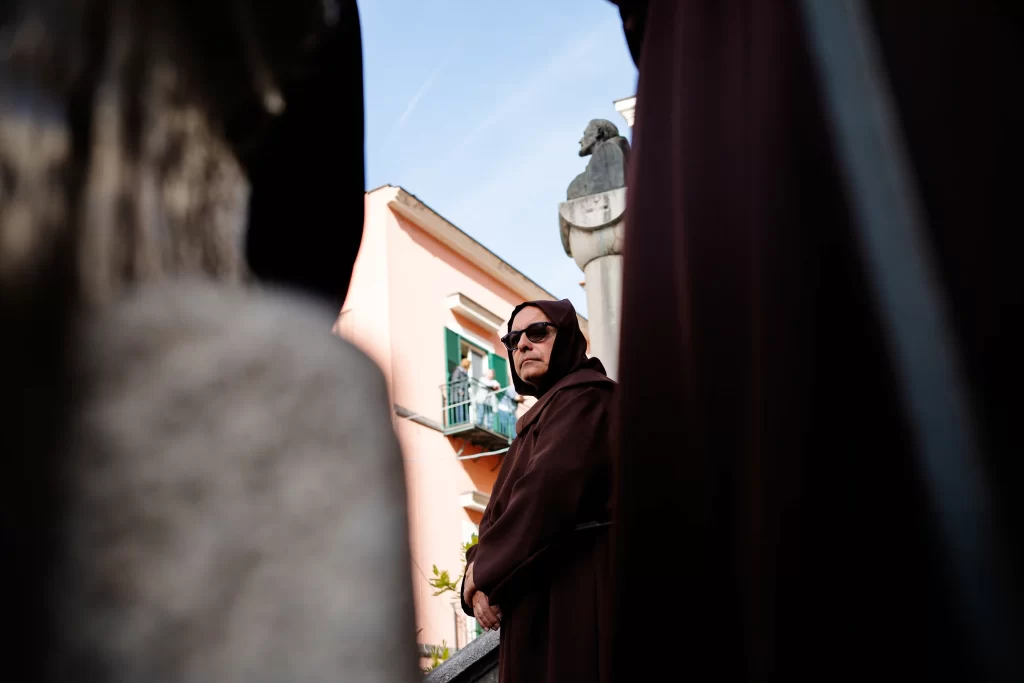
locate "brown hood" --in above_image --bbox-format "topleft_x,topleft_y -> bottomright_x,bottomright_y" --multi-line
506,299 -> 606,397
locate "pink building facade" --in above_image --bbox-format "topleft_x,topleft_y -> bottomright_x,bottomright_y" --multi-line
335,186 -> 588,657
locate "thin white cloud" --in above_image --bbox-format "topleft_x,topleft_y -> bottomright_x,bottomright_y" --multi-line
443,19 -> 614,163
387,13 -> 624,191
443,125 -> 591,309
387,37 -> 464,144
448,127 -> 572,222
397,67 -> 441,126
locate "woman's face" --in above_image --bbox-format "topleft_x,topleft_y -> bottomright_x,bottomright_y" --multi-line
510,307 -> 557,383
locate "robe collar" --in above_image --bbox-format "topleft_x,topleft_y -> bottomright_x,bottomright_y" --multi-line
515,368 -> 615,434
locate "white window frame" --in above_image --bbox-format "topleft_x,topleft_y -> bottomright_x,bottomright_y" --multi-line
446,321 -> 495,355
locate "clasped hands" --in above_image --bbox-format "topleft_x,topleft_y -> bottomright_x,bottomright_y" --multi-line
464,562 -> 502,631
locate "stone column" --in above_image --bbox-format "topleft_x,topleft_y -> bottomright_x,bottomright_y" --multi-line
558,187 -> 625,380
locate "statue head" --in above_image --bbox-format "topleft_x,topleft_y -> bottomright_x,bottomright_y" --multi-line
579,119 -> 620,157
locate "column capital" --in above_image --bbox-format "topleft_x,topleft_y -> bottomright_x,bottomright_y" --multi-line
558,187 -> 626,271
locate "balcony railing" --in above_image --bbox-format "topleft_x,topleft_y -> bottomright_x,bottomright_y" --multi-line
440,378 -> 517,450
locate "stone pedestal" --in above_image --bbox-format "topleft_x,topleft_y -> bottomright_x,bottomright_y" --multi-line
558,187 -> 626,380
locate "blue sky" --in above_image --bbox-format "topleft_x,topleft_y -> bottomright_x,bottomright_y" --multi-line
359,0 -> 637,316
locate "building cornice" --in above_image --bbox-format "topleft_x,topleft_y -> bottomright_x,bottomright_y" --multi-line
369,185 -> 589,338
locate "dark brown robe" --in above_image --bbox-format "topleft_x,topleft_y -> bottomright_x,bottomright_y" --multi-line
609,1 -> 1023,681
462,299 -> 616,683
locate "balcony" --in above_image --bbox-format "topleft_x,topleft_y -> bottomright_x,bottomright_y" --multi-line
440,378 -> 517,451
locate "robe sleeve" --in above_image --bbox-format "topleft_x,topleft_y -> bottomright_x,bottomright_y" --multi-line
460,534 -> 482,616
471,385 -> 611,607
460,493 -> 493,616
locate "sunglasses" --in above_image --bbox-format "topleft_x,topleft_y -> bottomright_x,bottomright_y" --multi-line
500,322 -> 558,352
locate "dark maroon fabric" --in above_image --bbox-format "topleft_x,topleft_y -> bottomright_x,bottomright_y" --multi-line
242,0 -> 365,306
611,1 -> 1022,681
606,0 -> 647,65
505,298 -> 606,397
462,306 -> 616,682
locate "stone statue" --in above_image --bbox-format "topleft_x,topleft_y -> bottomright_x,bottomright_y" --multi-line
558,119 -> 630,380
566,119 -> 630,200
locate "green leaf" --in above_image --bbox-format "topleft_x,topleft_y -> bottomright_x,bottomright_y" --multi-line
422,640 -> 452,672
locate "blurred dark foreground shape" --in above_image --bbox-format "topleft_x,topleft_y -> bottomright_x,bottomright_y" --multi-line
610,1 -> 1022,681
1,1 -> 420,681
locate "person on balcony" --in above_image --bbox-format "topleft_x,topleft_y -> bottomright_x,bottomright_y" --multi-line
496,385 -> 525,438
450,358 -> 471,424
460,299 -> 615,683
472,368 -> 501,429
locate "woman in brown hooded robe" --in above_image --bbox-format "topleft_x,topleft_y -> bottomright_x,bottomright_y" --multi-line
461,298 -> 615,683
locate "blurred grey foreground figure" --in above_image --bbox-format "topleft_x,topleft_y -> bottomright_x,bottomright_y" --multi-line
62,282 -> 416,683
1,1 -> 420,681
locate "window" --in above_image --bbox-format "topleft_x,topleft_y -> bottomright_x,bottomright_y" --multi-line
444,327 -> 509,387
466,344 -> 486,380
489,350 -> 509,388
444,327 -> 513,435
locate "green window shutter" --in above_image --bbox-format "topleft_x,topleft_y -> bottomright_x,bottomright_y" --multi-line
489,353 -> 509,387
445,328 -> 461,381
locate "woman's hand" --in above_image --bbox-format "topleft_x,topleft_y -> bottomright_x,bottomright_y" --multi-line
471,590 -> 503,631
